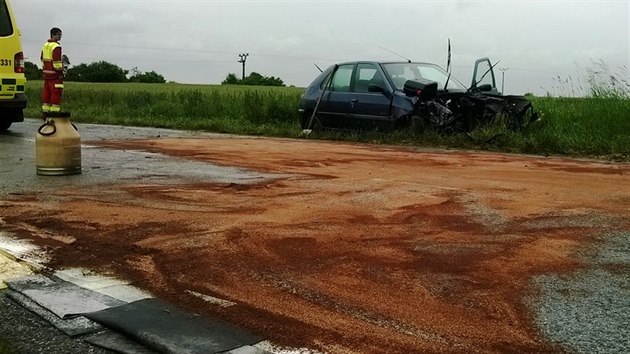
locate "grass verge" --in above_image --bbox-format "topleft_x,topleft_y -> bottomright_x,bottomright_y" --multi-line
24,81 -> 630,161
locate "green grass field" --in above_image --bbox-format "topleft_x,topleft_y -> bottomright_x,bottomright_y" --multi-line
24,81 -> 630,160
26,81 -> 304,136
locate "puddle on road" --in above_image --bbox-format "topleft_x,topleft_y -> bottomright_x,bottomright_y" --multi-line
83,145 -> 288,185
1,145 -> 289,196
0,231 -> 49,265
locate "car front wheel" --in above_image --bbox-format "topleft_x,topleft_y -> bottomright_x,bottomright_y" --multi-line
0,120 -> 12,132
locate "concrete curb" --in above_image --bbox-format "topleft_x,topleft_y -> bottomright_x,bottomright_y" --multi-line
0,246 -> 47,271
0,249 -> 36,290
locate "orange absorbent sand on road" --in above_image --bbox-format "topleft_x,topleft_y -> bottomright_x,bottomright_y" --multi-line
1,137 -> 628,353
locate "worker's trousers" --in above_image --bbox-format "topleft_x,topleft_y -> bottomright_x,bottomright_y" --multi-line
42,79 -> 64,112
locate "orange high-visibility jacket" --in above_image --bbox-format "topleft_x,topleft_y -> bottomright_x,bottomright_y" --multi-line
41,39 -> 63,80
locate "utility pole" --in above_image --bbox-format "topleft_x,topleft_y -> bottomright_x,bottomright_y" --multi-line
237,53 -> 249,80
499,67 -> 509,94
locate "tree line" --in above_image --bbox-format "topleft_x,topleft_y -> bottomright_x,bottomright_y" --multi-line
221,72 -> 285,86
25,60 -> 285,86
25,60 -> 166,83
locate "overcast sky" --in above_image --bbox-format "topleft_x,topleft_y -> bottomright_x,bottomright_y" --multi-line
11,0 -> 630,95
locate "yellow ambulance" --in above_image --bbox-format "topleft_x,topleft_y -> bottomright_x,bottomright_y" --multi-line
0,0 -> 26,131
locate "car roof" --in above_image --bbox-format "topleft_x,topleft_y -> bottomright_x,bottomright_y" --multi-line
335,61 -> 441,66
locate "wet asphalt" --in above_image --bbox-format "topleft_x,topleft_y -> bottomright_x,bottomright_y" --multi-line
0,289 -> 114,354
0,119 -> 278,353
1,119 -> 629,353
0,118 -> 281,196
0,119 -> 206,353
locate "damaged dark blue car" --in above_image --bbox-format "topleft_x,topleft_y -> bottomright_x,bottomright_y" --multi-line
298,58 -> 537,133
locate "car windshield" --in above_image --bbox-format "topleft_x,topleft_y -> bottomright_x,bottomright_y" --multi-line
382,63 -> 466,91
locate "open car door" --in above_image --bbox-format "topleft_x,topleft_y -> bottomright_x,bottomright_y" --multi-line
471,57 -> 500,94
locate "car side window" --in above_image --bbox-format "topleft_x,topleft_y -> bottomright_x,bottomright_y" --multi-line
354,63 -> 384,93
331,64 -> 353,92
472,60 -> 496,88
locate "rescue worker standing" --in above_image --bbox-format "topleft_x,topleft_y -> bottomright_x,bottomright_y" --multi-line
41,27 -> 64,113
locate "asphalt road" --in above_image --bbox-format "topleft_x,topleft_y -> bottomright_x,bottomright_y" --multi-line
0,289 -> 114,354
0,118 -> 237,196
1,119 -> 629,353
0,119 -> 268,354
0,117 -> 132,352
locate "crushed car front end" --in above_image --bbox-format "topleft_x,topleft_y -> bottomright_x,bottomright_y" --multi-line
383,62 -> 538,132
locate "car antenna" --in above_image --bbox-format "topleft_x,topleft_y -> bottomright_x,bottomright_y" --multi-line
313,63 -> 323,73
378,46 -> 411,63
469,59 -> 501,91
444,38 -> 452,91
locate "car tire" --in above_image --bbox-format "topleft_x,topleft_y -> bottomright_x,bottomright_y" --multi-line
0,120 -> 12,132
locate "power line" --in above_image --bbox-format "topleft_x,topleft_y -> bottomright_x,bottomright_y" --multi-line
22,38 -> 345,63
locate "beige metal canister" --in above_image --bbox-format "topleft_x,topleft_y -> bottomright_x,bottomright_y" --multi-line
36,117 -> 82,175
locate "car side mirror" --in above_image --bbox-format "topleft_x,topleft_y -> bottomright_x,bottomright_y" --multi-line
367,84 -> 384,93
478,84 -> 493,92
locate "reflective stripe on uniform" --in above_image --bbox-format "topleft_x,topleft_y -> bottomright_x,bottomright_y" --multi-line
42,42 -> 63,76
50,105 -> 61,112
42,104 -> 51,112
54,84 -> 64,89
41,42 -> 60,61
42,42 -> 59,61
